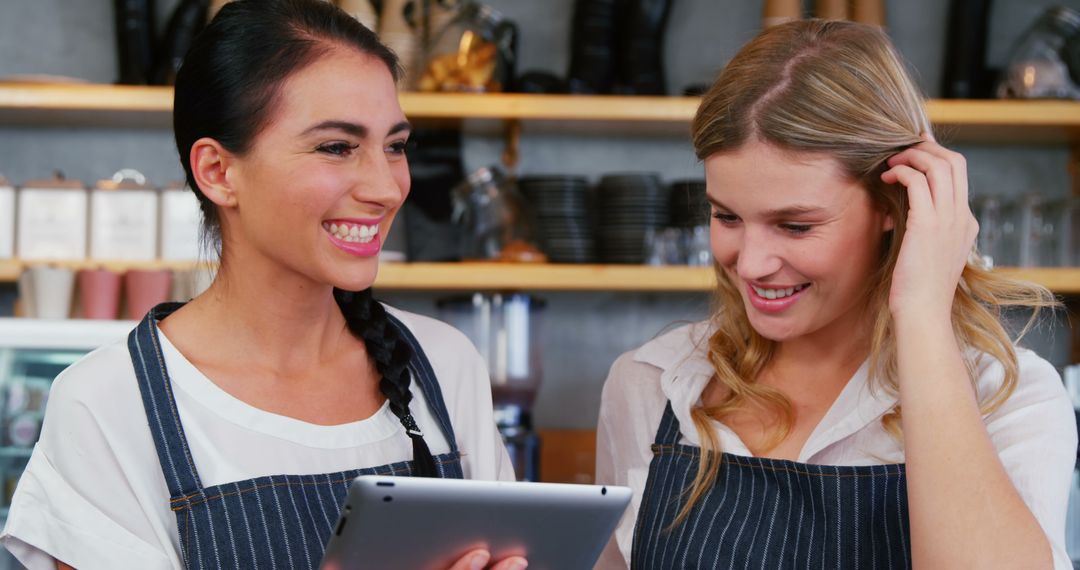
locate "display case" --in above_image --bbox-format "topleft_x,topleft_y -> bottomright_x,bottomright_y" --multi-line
0,318 -> 133,567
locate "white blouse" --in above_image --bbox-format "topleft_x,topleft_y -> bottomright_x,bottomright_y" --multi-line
595,321 -> 1078,569
0,307 -> 515,570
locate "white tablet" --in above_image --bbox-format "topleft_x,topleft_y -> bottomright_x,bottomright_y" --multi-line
320,475 -> 631,570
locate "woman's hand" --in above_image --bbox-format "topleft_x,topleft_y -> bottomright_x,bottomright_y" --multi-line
448,549 -> 528,570
881,134 -> 979,322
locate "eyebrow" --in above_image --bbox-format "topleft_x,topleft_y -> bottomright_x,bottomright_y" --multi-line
301,119 -> 412,138
707,196 -> 828,218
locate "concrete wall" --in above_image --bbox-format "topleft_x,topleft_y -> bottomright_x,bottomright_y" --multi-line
0,0 -> 1077,428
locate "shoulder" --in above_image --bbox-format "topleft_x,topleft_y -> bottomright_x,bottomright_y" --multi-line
604,321 -> 711,389
602,321 -> 711,413
40,339 -> 153,458
972,347 -> 1075,441
382,304 -> 489,402
383,304 -> 482,364
972,347 -> 1067,406
47,340 -> 141,417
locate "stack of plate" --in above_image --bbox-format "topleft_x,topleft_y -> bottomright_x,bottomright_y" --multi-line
596,173 -> 670,263
519,176 -> 595,263
670,179 -> 709,228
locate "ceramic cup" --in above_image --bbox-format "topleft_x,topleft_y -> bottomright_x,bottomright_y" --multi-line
18,265 -> 76,319
124,269 -> 173,320
77,268 -> 122,319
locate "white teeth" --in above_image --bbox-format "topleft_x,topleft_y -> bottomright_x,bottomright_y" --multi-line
325,222 -> 379,244
752,284 -> 809,300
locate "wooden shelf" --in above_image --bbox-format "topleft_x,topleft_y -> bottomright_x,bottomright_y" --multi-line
0,83 -> 1078,143
0,83 -> 174,128
987,267 -> 1080,294
3,260 -> 1080,294
926,99 -> 1080,145
375,262 -> 714,291
401,92 -> 700,122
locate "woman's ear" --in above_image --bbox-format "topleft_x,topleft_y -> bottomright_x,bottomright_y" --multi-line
190,137 -> 238,208
882,213 -> 895,232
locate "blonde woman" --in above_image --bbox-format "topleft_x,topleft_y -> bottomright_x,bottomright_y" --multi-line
596,19 -> 1077,569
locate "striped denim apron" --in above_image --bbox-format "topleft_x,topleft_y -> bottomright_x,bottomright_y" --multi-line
631,403 -> 911,569
128,303 -> 465,570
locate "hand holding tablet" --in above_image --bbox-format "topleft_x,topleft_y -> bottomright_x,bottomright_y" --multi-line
321,476 -> 632,570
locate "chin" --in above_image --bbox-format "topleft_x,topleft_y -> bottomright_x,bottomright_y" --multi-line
745,314 -> 804,343
329,263 -> 380,292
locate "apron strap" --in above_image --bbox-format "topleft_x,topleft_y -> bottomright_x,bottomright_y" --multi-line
385,310 -> 460,452
653,401 -> 684,447
129,303 -> 463,497
128,302 -> 205,498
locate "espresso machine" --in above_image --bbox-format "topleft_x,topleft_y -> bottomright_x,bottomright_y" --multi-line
437,293 -> 544,481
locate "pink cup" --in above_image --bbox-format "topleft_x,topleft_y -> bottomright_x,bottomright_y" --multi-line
124,269 -> 173,320
77,268 -> 122,320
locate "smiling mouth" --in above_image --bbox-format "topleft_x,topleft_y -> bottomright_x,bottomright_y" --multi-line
322,221 -> 378,244
751,283 -> 811,300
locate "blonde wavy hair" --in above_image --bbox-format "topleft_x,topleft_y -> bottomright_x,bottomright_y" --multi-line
676,19 -> 1059,524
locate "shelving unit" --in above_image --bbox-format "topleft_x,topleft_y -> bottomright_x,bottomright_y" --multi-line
2,259 -> 1079,294
1,83 -> 1079,294
1,83 -> 1079,143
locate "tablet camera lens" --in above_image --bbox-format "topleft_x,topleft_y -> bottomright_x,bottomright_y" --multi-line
601,486 -> 607,495
383,496 -> 393,502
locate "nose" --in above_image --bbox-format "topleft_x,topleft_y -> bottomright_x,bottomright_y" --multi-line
350,146 -> 408,210
735,227 -> 784,281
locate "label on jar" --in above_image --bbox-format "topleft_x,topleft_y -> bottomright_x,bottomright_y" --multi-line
90,189 -> 159,260
16,187 -> 88,260
160,189 -> 203,261
0,184 -> 13,259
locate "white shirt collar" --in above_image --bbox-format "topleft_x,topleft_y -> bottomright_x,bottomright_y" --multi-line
632,321 -> 899,462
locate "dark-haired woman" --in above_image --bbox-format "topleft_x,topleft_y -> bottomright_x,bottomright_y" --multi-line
0,1 -> 526,569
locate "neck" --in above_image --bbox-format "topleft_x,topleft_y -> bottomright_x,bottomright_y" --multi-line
180,249 -> 357,377
771,335 -> 868,381
765,314 -> 873,400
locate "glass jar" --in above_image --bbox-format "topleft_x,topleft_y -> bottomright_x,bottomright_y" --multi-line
418,1 -> 517,92
450,166 -> 541,262
972,195 -> 1005,268
998,6 -> 1080,99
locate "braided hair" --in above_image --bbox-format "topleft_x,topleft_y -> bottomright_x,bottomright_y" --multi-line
334,288 -> 439,477
174,0 -> 437,476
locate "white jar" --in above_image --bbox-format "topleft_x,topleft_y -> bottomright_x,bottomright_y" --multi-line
16,175 -> 88,261
89,169 -> 159,261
